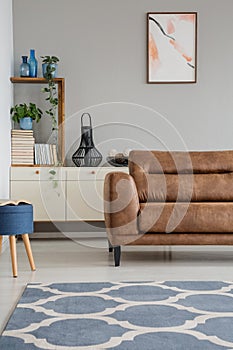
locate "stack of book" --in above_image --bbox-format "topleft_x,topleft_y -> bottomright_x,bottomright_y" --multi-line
34,144 -> 58,165
11,130 -> 35,165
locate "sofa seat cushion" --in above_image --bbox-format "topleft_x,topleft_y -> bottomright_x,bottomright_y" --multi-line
135,173 -> 233,202
139,202 -> 233,233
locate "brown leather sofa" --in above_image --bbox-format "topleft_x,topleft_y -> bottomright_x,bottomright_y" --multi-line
104,150 -> 233,266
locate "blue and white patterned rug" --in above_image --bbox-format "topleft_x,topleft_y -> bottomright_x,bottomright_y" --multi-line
1,281 -> 233,349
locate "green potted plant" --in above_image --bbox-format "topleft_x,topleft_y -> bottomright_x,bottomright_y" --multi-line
41,55 -> 60,131
41,55 -> 59,78
10,103 -> 43,130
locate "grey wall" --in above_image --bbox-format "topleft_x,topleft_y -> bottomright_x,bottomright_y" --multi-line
0,0 -> 13,197
12,0 -> 233,166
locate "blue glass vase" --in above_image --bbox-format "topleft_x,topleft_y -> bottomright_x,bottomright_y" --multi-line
20,56 -> 30,77
28,49 -> 38,77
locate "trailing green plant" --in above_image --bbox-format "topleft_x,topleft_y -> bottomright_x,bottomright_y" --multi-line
41,55 -> 60,131
10,103 -> 43,123
41,55 -> 59,66
48,169 -> 60,196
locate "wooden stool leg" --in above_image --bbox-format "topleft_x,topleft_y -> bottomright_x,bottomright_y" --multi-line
0,236 -> 2,254
22,234 -> 36,271
9,236 -> 17,278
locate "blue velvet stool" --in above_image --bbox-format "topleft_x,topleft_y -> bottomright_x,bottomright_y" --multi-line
0,203 -> 36,277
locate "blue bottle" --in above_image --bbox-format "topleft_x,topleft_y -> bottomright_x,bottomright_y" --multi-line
28,49 -> 38,77
20,56 -> 30,77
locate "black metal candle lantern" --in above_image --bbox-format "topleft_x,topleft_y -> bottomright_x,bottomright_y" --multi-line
72,113 -> 102,167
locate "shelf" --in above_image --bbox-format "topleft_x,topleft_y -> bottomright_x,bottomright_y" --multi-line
10,77 -> 65,165
10,77 -> 64,84
11,164 -> 57,167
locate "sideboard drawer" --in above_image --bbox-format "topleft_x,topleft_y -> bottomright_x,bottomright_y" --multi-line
66,167 -> 127,181
11,167 -> 66,181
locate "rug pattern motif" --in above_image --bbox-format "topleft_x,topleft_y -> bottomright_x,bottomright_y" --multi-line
1,281 -> 233,349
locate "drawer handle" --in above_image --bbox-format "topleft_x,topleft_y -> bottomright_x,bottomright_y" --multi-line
91,170 -> 96,174
35,170 -> 40,175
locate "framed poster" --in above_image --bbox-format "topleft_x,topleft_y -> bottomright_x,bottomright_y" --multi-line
147,12 -> 197,83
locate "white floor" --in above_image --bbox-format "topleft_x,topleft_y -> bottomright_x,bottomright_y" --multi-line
1,235 -> 233,334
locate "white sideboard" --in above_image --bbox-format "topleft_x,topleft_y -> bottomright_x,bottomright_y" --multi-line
10,167 -> 128,221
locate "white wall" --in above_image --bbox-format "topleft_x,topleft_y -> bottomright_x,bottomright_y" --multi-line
0,0 -> 13,253
0,0 -> 13,198
12,0 -> 233,166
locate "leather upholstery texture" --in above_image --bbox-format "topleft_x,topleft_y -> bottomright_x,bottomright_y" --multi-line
139,202 -> 233,233
129,150 -> 233,174
104,150 -> 233,247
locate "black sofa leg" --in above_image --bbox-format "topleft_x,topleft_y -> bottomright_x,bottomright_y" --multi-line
108,239 -> 113,253
114,246 -> 121,267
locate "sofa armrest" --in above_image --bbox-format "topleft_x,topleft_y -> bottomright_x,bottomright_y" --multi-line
104,172 -> 140,246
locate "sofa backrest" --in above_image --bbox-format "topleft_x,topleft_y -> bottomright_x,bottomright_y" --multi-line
129,150 -> 233,203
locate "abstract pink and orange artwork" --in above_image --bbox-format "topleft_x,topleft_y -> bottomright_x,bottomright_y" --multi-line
147,12 -> 197,83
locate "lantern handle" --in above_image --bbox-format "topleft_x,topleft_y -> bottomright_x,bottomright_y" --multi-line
81,113 -> 92,128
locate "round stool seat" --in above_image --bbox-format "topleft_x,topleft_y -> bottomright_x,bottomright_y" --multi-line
0,203 -> 33,235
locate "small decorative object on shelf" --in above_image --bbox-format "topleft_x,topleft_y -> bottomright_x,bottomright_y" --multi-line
28,49 -> 38,77
72,113 -> 102,167
34,143 -> 58,165
11,129 -> 35,165
41,55 -> 59,78
20,56 -> 30,77
106,148 -> 130,167
10,103 -> 43,130
106,154 -> 128,167
19,117 -> 33,130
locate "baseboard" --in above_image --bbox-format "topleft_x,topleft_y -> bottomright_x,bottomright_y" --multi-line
34,221 -> 106,232
32,221 -> 107,239
31,231 -> 107,239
